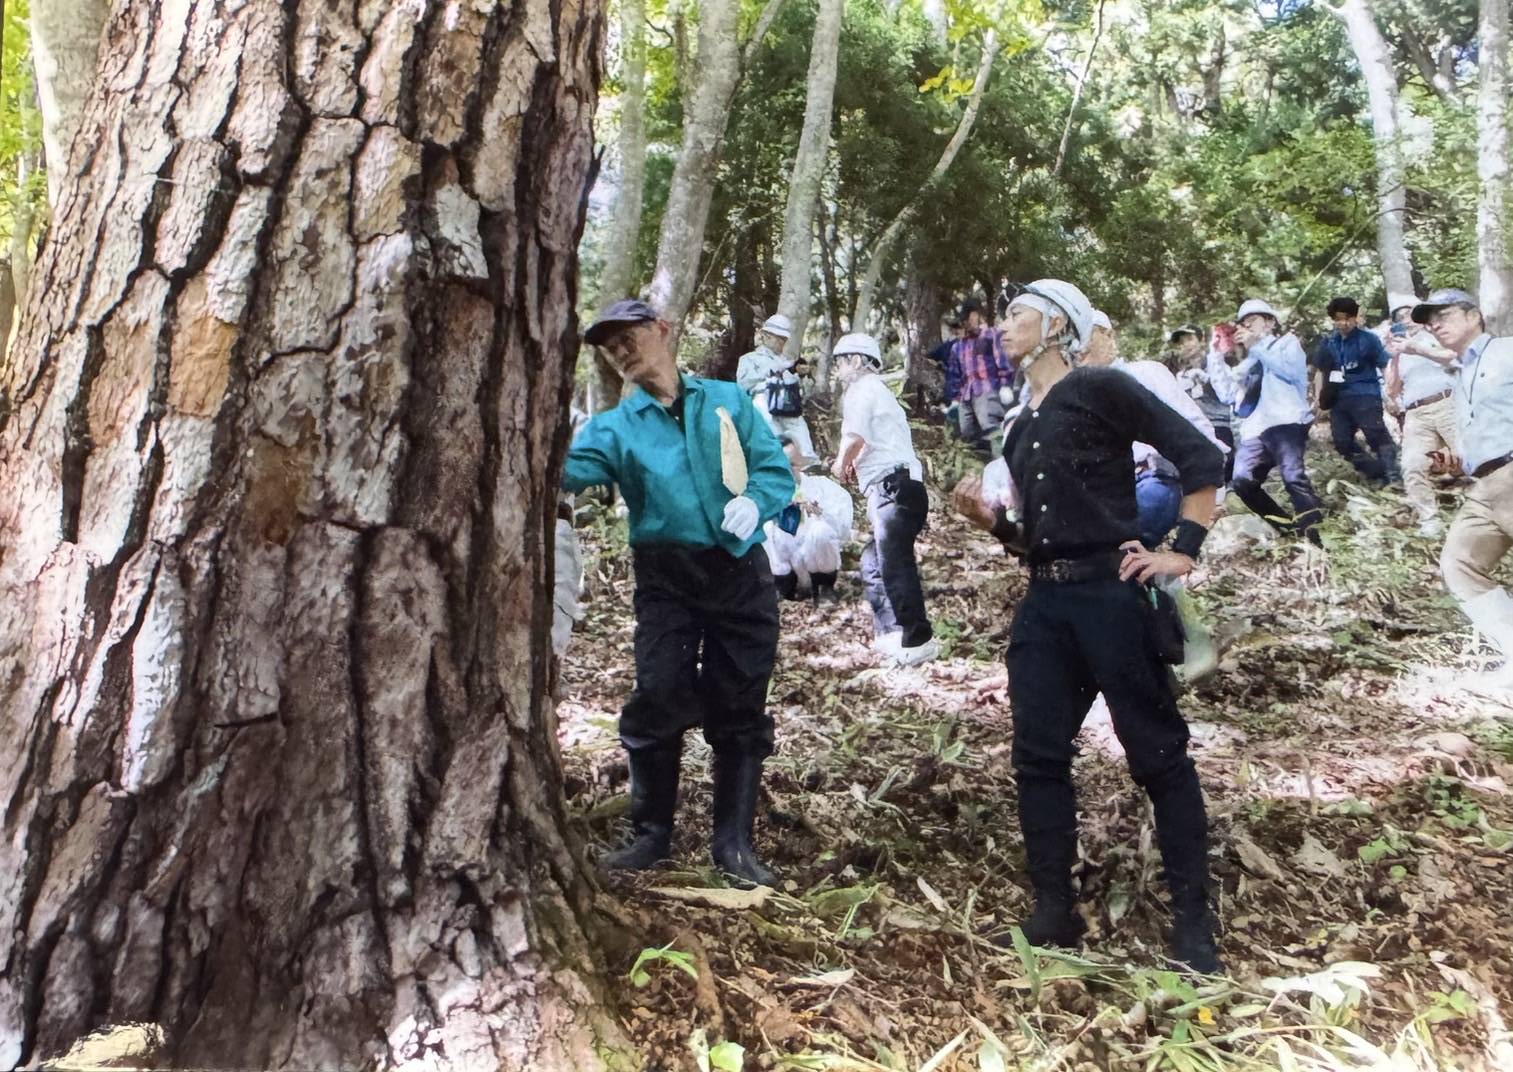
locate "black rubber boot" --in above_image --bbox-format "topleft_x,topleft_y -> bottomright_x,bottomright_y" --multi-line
1170,902 -> 1223,974
710,750 -> 777,886
774,571 -> 800,601
1001,824 -> 1085,948
810,571 -> 838,604
603,742 -> 681,870
1148,763 -> 1224,974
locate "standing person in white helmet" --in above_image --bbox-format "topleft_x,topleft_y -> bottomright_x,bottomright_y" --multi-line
831,333 -> 939,667
736,313 -> 818,464
957,279 -> 1226,973
1412,288 -> 1513,688
1218,298 -> 1324,544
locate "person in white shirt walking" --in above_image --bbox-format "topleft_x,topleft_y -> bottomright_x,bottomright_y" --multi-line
1413,289 -> 1513,686
832,333 -> 939,667
736,313 -> 818,464
1385,298 -> 1460,536
1211,298 -> 1324,544
766,437 -> 854,603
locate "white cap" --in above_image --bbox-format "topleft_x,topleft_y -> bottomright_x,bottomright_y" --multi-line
761,313 -> 793,339
1236,298 -> 1281,323
1089,309 -> 1112,331
1387,292 -> 1418,317
833,332 -> 882,367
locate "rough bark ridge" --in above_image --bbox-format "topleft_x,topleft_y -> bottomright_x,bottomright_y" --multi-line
1477,0 -> 1512,333
774,0 -> 844,358
31,0 -> 111,207
0,0 -> 631,1068
1332,0 -> 1416,302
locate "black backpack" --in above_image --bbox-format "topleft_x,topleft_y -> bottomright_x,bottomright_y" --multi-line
766,371 -> 803,418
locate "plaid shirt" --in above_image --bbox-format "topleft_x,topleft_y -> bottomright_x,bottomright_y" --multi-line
950,327 -> 1014,401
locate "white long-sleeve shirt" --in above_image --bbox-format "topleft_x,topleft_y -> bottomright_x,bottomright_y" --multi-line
1216,332 -> 1313,439
736,345 -> 792,396
1113,358 -> 1227,469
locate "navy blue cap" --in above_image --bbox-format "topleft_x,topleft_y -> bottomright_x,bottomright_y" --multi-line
585,299 -> 660,344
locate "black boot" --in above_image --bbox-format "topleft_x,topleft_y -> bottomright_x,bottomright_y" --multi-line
997,821 -> 1085,948
710,750 -> 777,886
1170,901 -> 1222,974
1148,764 -> 1225,974
603,742 -> 681,870
774,572 -> 800,601
810,571 -> 838,604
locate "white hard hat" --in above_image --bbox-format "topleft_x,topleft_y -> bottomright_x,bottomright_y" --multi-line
833,332 -> 882,367
1386,292 -> 1418,317
1089,309 -> 1112,331
1236,298 -> 1280,323
1017,279 -> 1096,350
761,313 -> 794,339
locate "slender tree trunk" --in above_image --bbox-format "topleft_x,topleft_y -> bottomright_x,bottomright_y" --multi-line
775,0 -> 844,358
30,0 -> 110,208
0,0 -> 631,1068
593,0 -> 649,409
1052,0 -> 1106,177
646,0 -> 786,338
813,198 -> 844,395
1477,0 -> 1512,332
8,151 -> 39,310
0,257 -> 13,369
1333,0 -> 1416,301
851,27 -> 999,330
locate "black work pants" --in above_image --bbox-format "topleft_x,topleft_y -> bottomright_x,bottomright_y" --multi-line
861,471 -> 933,648
622,544 -> 779,758
1007,577 -> 1210,900
1329,393 -> 1400,483
1230,423 -> 1324,536
1214,423 -> 1236,487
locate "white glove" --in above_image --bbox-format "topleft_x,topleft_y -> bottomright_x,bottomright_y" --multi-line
999,384 -> 1016,407
721,495 -> 760,541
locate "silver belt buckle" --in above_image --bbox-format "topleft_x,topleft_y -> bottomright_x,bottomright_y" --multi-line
1049,559 -> 1073,582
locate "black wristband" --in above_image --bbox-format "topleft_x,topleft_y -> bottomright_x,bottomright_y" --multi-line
989,507 -> 1024,552
1171,518 -> 1207,561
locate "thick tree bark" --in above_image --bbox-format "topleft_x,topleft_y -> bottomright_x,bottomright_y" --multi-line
7,154 -> 38,309
1477,0 -> 1512,333
646,0 -> 785,338
0,0 -> 632,1068
851,27 -> 998,331
30,0 -> 110,208
1333,0 -> 1416,302
775,0 -> 844,358
594,0 -> 650,410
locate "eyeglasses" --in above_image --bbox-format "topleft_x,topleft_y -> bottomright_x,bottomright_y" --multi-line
1426,307 -> 1468,328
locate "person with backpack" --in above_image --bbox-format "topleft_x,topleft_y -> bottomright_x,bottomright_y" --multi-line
1213,299 -> 1324,544
1311,296 -> 1400,487
736,313 -> 818,465
832,333 -> 939,667
567,299 -> 795,886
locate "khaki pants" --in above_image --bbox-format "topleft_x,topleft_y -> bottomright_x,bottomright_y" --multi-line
1401,396 -> 1459,521
1440,462 -> 1513,602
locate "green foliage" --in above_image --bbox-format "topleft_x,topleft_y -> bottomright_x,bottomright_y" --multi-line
2,0 -> 47,242
627,942 -> 699,987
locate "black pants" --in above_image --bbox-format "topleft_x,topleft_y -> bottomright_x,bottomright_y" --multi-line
1230,423 -> 1324,535
1007,578 -> 1209,898
622,544 -> 779,758
1329,393 -> 1400,482
1214,423 -> 1236,487
861,471 -> 933,648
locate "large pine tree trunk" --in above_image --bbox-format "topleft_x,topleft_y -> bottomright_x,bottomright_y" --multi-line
593,0 -> 650,409
1477,0 -> 1512,333
31,0 -> 111,207
774,0 -> 844,357
0,0 -> 632,1068
1334,0 -> 1417,301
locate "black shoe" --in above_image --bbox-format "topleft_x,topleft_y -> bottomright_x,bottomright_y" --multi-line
1019,899 -> 1086,948
710,750 -> 777,886
810,572 -> 838,604
602,743 -> 681,871
774,572 -> 800,601
1170,906 -> 1223,974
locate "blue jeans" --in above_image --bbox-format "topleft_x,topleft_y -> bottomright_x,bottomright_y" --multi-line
1136,469 -> 1183,549
1231,423 -> 1324,539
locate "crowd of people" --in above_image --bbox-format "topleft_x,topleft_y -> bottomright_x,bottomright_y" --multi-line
559,280 -> 1513,977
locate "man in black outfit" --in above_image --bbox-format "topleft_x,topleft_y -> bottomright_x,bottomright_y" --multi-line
958,280 -> 1226,973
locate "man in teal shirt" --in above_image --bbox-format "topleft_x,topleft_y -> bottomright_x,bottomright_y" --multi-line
566,300 -> 794,885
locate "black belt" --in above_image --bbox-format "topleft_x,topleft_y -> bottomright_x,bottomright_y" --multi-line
1473,453 -> 1513,480
1029,551 -> 1126,584
1404,389 -> 1452,412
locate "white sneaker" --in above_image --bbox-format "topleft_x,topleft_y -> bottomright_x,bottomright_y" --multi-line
891,637 -> 941,667
873,631 -> 903,656
1418,517 -> 1444,538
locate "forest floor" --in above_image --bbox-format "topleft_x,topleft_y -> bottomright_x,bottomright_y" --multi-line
558,418 -> 1513,1072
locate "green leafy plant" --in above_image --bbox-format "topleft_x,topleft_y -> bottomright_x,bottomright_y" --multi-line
627,942 -> 698,988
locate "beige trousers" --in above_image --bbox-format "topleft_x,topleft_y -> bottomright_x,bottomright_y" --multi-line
1401,395 -> 1460,521
1441,462 -> 1513,602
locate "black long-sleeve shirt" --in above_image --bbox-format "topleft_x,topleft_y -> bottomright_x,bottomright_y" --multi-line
1005,367 -> 1225,562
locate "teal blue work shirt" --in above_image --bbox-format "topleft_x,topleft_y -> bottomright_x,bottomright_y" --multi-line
563,374 -> 795,556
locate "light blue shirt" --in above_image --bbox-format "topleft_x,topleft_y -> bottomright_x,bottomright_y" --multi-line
564,374 -> 795,555
1455,333 -> 1513,475
1230,333 -> 1313,439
